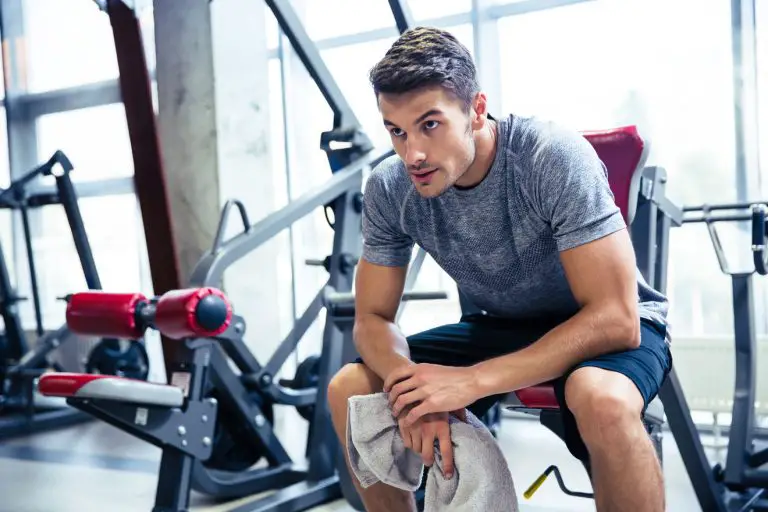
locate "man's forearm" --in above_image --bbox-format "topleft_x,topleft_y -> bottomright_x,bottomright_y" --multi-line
353,314 -> 414,380
472,303 -> 640,397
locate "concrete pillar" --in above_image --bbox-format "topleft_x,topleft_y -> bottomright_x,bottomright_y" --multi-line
153,0 -> 288,366
153,0 -> 220,281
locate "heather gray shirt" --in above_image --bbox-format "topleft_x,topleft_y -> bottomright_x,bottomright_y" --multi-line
361,114 -> 669,330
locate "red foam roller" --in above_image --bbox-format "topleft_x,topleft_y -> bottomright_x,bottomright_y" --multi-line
154,287 -> 232,340
66,292 -> 147,338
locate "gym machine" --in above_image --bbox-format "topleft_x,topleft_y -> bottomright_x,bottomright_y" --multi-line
660,201 -> 768,511
0,150 -> 148,440
38,143 -> 446,511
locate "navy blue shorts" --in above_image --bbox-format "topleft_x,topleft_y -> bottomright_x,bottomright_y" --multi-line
354,313 -> 671,462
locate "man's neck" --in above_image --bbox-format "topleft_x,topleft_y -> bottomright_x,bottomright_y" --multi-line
455,118 -> 498,189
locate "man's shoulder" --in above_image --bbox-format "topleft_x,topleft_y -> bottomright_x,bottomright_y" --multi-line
365,153 -> 410,199
502,114 -> 594,165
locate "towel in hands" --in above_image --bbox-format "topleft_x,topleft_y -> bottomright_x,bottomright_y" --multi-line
346,392 -> 519,511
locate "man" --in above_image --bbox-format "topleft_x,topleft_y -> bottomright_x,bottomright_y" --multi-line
327,26 -> 671,512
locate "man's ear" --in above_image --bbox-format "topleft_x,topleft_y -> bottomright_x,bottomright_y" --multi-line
470,92 -> 489,129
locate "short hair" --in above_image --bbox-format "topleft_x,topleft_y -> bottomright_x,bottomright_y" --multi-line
369,26 -> 480,112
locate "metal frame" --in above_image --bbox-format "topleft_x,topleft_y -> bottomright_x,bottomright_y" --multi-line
0,151 -> 103,440
659,202 -> 768,511
55,147 -> 373,511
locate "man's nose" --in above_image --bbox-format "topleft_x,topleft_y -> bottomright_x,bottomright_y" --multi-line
405,140 -> 427,169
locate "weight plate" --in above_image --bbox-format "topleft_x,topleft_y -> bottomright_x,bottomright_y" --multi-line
293,355 -> 320,421
85,338 -> 149,381
203,386 -> 275,472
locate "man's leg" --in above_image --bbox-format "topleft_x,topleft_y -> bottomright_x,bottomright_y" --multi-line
565,367 -> 664,512
328,362 -> 417,512
559,319 -> 670,512
327,314 -> 537,511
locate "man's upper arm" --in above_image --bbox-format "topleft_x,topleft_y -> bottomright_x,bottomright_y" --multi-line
532,126 -> 637,312
356,171 -> 414,320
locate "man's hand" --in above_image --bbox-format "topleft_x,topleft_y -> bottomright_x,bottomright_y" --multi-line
398,409 -> 466,479
385,363 -> 480,428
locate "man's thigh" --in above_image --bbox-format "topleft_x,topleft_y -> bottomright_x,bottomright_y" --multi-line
554,318 -> 672,461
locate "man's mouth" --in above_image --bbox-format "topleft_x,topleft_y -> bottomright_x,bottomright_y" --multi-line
411,168 -> 438,184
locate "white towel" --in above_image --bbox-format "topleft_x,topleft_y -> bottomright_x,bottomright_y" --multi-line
346,392 -> 519,511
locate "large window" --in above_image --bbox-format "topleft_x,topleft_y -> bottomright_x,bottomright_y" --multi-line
23,0 -> 119,92
36,104 -> 135,183
498,0 -> 737,336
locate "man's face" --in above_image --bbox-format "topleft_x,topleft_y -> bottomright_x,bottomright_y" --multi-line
378,86 -> 482,198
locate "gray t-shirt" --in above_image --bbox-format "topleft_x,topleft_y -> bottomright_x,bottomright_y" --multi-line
361,114 -> 668,329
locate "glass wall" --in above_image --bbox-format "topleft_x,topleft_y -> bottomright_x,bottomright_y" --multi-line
498,0 -> 738,337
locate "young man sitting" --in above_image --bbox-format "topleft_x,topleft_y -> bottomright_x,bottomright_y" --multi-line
327,26 -> 671,512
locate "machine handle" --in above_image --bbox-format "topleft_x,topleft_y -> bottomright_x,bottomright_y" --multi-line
752,204 -> 768,276
324,289 -> 447,306
211,199 -> 252,254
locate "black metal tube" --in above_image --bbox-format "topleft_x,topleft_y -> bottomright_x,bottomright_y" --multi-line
0,239 -> 28,359
18,202 -> 43,336
54,171 -> 101,290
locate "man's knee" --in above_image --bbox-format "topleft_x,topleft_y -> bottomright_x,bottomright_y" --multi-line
564,366 -> 644,445
327,363 -> 382,409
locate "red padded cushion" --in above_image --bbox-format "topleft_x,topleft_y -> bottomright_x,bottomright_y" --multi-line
582,126 -> 646,223
66,292 -> 147,339
37,372 -> 109,397
154,287 -> 232,339
515,383 -> 559,410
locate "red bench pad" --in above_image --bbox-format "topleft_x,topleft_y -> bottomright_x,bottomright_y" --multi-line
505,383 -> 560,410
38,373 -> 184,408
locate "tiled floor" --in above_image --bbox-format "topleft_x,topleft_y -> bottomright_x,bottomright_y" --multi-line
0,405 -> 717,512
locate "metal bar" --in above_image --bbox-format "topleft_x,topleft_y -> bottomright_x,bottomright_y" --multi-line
19,79 -> 123,118
264,0 -> 361,131
308,190 -> 361,483
187,152 -> 376,288
388,0 -> 415,33
18,203 -> 43,336
24,176 -> 135,200
487,0 -> 595,19
684,214 -> 753,223
683,201 -> 767,212
55,171 -> 102,290
630,197 -> 656,286
725,273 -> 758,486
0,239 -> 28,359
107,0 -> 182,297
259,287 -> 326,381
659,369 -> 727,512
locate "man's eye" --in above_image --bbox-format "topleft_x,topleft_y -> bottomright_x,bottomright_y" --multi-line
424,120 -> 439,130
391,128 -> 405,137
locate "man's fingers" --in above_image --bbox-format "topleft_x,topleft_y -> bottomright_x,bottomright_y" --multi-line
400,422 -> 412,450
421,429 -> 436,467
392,389 -> 426,417
410,426 -> 422,454
437,425 -> 455,479
404,401 -> 434,428
388,378 -> 418,407
384,365 -> 416,392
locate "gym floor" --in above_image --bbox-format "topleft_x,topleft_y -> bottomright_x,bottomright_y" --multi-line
0,404 -> 721,512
